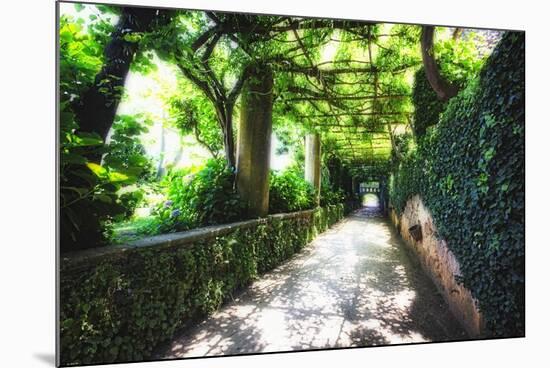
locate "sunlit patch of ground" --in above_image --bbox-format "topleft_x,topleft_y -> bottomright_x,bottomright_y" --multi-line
156,206 -> 467,358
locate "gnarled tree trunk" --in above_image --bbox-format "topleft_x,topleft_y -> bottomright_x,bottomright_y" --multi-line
75,8 -> 171,147
420,26 -> 459,101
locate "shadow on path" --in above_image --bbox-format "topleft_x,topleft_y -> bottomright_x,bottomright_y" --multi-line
155,206 -> 467,358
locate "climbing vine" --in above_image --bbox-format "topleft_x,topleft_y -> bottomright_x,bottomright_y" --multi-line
411,31 -> 486,138
389,32 -> 524,336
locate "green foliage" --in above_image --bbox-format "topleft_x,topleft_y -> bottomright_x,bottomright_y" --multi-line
320,157 -> 351,206
103,114 -> 156,217
59,14 -> 142,251
389,32 -> 524,336
411,69 -> 447,137
320,182 -> 345,207
269,168 -> 316,213
60,109 -> 150,250
391,132 -> 414,161
60,204 -> 344,365
59,107 -> 127,251
103,115 -> 155,181
58,13 -> 113,97
169,94 -> 224,157
411,33 -> 485,137
151,158 -> 245,234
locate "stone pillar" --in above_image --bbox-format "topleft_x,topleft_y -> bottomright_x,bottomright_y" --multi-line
236,64 -> 273,218
305,133 -> 321,205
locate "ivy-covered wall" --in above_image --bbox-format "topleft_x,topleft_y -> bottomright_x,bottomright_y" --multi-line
411,68 -> 448,137
389,32 -> 524,337
411,31 -> 484,138
60,204 -> 345,366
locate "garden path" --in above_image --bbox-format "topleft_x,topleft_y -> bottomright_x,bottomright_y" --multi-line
156,205 -> 467,359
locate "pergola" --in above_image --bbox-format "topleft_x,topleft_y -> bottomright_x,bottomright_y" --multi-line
164,12 -> 431,215
267,19 -> 419,180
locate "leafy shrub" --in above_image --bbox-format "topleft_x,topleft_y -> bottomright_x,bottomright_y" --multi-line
103,114 -> 155,182
391,132 -> 414,161
103,114 -> 155,217
59,111 -> 128,251
411,69 -> 448,137
268,168 -> 316,213
60,111 -> 154,251
60,205 -> 344,365
151,158 -> 245,233
390,32 -> 524,336
59,14 -> 152,252
59,14 -> 114,251
320,182 -> 345,206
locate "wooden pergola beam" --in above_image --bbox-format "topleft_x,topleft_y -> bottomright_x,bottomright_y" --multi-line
327,130 -> 388,134
330,138 -> 391,142
337,148 -> 390,152
303,112 -> 410,118
315,121 -> 405,127
285,94 -> 408,102
281,64 -> 417,76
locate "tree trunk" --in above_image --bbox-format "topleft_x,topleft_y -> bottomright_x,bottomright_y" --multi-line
420,26 -> 459,101
74,8 -> 169,147
223,106 -> 236,170
214,103 -> 237,169
236,64 -> 273,217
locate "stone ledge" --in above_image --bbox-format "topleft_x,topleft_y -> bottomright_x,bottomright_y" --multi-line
61,208 -> 320,267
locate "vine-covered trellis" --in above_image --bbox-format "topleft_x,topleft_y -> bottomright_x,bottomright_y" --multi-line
59,4 -> 523,352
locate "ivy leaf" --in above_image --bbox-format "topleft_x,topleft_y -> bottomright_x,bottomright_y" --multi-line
86,162 -> 107,178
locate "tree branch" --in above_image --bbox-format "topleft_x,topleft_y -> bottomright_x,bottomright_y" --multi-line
420,26 -> 459,101
228,66 -> 251,105
191,25 -> 221,51
193,121 -> 219,158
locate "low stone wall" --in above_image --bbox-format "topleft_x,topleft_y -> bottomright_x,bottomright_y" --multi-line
59,204 -> 345,366
390,195 -> 483,337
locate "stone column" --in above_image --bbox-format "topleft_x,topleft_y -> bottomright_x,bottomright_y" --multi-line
236,63 -> 273,218
305,133 -> 321,206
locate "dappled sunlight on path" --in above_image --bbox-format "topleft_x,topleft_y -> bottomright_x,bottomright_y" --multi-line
156,206 -> 467,358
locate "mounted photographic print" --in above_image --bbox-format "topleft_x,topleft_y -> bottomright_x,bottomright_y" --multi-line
57,0 -> 525,366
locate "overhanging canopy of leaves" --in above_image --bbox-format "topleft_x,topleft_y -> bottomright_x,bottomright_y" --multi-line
139,11 -> 435,173
64,4 -> 492,178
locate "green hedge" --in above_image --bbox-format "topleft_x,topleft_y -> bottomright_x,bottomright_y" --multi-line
60,204 -> 344,366
389,32 -> 524,336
